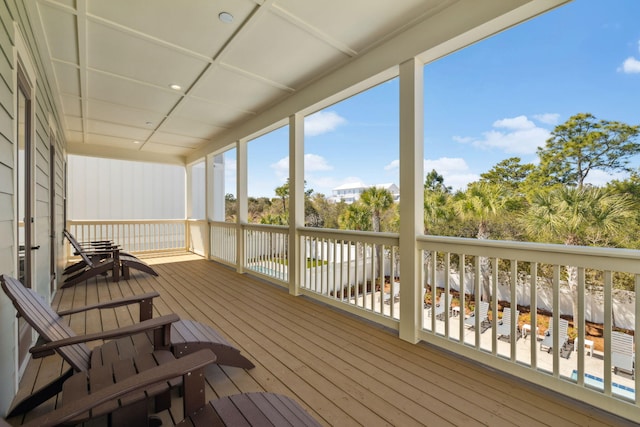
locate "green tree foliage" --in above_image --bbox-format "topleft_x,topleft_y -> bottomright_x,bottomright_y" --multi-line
359,187 -> 395,233
480,157 -> 535,200
339,203 -> 371,231
454,182 -> 508,240
274,181 -> 289,211
425,169 -> 451,193
536,113 -> 640,188
522,186 -> 634,247
522,186 -> 635,319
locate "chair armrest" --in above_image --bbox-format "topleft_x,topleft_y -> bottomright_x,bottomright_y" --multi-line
21,349 -> 217,427
57,291 -> 159,316
72,246 -> 121,256
30,314 -> 179,357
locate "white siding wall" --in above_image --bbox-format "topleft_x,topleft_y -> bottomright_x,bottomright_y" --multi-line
0,2 -> 16,415
0,1 -> 69,415
68,155 -> 185,220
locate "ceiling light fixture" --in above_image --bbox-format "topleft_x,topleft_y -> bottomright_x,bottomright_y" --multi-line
169,84 -> 181,90
133,140 -> 140,144
218,12 -> 234,23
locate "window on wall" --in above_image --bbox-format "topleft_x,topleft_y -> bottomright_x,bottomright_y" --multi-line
303,78 -> 399,231
247,125 -> 289,224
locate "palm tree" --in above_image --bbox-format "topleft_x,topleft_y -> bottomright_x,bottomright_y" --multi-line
359,187 -> 394,233
338,203 -> 371,231
359,187 -> 395,285
522,186 -> 634,330
274,181 -> 289,212
454,182 -> 507,301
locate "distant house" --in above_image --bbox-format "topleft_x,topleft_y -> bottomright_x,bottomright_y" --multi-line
329,182 -> 400,204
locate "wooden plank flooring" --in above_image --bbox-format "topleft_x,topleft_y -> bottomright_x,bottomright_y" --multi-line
6,252 -> 636,426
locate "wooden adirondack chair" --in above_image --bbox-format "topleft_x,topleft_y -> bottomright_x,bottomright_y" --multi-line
0,274 -> 254,418
63,229 -> 159,285
13,349 -> 319,427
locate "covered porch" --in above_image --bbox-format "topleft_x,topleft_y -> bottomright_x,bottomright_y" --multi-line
9,253 -> 632,426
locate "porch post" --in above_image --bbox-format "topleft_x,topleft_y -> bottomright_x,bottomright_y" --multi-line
236,139 -> 248,273
398,57 -> 424,343
185,164 -> 192,252
289,114 -> 304,296
203,154 -> 212,259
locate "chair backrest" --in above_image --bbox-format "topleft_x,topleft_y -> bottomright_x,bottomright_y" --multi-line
612,331 -> 634,357
502,307 -> 511,324
64,230 -> 96,268
0,275 -> 91,371
558,318 -> 569,342
477,301 -> 489,321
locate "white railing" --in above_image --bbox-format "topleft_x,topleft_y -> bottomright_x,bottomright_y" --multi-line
67,219 -> 186,254
242,223 -> 289,284
210,221 -> 237,266
64,219 -> 640,421
299,228 -> 400,327
417,235 -> 640,420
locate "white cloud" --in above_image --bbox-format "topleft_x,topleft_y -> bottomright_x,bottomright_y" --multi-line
493,115 -> 535,130
304,153 -> 333,171
384,160 -> 399,171
454,115 -> 551,155
584,169 -> 629,187
480,127 -> 550,154
384,157 -> 477,190
619,56 -> 640,74
305,111 -> 347,136
533,113 -> 560,125
271,157 -> 289,178
423,157 -> 479,191
452,136 -> 474,144
271,153 -> 333,179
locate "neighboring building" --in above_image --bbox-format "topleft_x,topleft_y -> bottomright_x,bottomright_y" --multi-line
329,182 -> 400,204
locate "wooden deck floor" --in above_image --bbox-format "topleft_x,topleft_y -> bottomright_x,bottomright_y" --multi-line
8,252 -> 635,426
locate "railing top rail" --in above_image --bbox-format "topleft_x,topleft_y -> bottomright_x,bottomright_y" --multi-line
298,227 -> 399,246
210,220 -> 238,228
68,219 -> 186,225
418,235 -> 640,273
242,223 -> 289,233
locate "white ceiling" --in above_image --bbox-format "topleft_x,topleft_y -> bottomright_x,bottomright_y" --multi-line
26,0 -> 569,165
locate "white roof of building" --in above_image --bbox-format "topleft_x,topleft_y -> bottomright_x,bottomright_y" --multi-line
333,182 -> 399,192
333,182 -> 367,191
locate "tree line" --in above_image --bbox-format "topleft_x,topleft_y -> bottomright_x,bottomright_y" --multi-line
226,113 -> 640,254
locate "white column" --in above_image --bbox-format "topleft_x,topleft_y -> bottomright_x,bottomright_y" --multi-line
210,154 -> 225,221
236,140 -> 248,273
398,58 -> 424,343
289,114 -> 304,296
185,164 -> 192,251
202,155 -> 212,258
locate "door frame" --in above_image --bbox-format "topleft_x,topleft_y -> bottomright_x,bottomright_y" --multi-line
49,137 -> 56,292
14,27 -> 38,377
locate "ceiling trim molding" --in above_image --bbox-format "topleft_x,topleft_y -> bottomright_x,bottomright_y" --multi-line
67,142 -> 187,166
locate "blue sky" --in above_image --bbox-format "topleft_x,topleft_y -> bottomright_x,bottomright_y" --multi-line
231,0 -> 640,198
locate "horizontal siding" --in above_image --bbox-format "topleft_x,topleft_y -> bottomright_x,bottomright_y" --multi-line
0,162 -> 11,195
0,132 -> 11,167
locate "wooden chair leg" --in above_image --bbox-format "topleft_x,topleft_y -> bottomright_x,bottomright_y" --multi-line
7,368 -> 74,417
